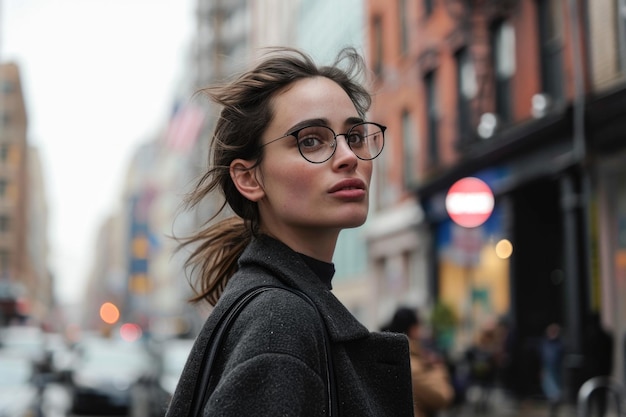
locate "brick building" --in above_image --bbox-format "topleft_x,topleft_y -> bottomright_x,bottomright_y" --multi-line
366,0 -> 626,398
0,63 -> 52,326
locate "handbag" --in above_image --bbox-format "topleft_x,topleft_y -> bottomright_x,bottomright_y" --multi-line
188,285 -> 338,417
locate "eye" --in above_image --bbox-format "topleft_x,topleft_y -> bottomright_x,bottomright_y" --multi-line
298,135 -> 324,149
346,132 -> 366,147
296,126 -> 332,152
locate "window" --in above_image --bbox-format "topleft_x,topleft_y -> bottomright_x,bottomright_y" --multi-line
537,0 -> 564,103
402,110 -> 418,187
619,0 -> 626,71
373,16 -> 384,76
0,144 -> 8,163
0,216 -> 8,233
424,0 -> 434,17
491,20 -> 516,123
425,71 -> 439,165
0,112 -> 9,129
456,47 -> 477,142
0,249 -> 9,274
375,139 -> 392,207
399,0 -> 409,55
0,81 -> 14,94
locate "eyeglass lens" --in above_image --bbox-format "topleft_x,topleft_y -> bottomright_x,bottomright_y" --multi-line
295,123 -> 384,163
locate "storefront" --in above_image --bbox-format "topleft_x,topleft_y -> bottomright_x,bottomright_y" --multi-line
434,201 -> 511,353
417,110 -> 592,397
589,84 -> 626,387
596,153 -> 626,388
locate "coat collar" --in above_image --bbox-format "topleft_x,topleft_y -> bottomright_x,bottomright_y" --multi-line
234,234 -> 370,343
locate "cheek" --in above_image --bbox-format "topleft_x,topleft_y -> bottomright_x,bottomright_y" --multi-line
263,158 -> 318,201
363,162 -> 373,183
281,172 -> 313,202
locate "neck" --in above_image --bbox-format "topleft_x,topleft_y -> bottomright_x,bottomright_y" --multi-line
261,227 -> 338,262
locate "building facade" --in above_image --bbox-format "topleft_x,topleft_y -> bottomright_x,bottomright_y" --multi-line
587,0 -> 626,388
365,0 -> 448,330
367,0 -> 626,399
0,63 -> 53,326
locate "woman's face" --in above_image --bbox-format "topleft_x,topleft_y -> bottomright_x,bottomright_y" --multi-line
255,76 -> 373,249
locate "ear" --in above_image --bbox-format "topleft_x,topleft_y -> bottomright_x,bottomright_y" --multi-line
230,159 -> 265,202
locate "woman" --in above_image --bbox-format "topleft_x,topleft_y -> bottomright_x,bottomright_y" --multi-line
165,47 -> 414,416
384,307 -> 454,417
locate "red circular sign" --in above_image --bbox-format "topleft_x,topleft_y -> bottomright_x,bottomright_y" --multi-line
445,177 -> 494,228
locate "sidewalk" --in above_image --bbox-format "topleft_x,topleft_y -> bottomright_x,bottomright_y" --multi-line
442,387 -> 577,417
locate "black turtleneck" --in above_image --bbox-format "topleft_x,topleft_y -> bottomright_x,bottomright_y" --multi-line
297,252 -> 335,290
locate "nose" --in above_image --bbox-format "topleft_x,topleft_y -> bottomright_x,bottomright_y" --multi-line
331,134 -> 358,168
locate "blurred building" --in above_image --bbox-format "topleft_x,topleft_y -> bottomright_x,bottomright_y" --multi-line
195,0 -> 251,87
83,214 -> 128,330
367,0 -> 626,400
587,0 -> 626,390
365,0 -> 433,330
25,146 -> 54,326
0,63 -> 53,327
83,122 -> 209,339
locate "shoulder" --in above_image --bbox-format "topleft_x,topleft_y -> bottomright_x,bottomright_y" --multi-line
236,288 -> 320,336
222,287 -> 325,364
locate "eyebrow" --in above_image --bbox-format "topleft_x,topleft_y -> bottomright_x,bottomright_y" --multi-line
286,116 -> 365,134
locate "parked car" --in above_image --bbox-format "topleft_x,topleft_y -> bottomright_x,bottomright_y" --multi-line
0,354 -> 41,417
158,338 -> 194,398
142,338 -> 195,417
44,332 -> 75,380
0,325 -> 47,369
68,337 -> 157,415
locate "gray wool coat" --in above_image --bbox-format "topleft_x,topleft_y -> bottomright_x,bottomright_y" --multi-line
165,235 -> 414,417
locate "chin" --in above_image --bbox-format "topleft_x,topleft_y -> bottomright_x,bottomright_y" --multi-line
343,221 -> 366,229
339,212 -> 368,229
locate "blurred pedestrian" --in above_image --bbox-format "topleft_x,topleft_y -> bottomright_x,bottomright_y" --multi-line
165,47 -> 414,416
383,307 -> 454,417
465,326 -> 498,413
540,323 -> 564,417
494,317 -> 520,399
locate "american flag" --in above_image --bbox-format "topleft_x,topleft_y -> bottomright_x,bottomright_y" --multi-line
165,102 -> 205,153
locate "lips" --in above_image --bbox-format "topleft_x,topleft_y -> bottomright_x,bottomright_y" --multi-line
328,178 -> 367,194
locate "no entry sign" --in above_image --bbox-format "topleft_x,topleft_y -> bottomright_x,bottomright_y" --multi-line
445,177 -> 494,228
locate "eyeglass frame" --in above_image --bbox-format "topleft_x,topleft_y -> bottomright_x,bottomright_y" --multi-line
260,121 -> 387,164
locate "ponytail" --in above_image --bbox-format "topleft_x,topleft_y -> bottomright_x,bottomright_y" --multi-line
181,216 -> 253,306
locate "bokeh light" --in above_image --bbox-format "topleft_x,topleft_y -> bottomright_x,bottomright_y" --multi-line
99,302 -> 120,324
495,239 -> 513,259
119,323 -> 143,342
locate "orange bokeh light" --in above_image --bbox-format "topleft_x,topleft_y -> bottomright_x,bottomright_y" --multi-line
99,302 -> 120,324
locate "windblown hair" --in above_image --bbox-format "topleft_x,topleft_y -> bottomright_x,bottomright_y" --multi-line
179,47 -> 372,306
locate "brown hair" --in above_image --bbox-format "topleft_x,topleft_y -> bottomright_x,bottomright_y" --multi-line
179,47 -> 372,306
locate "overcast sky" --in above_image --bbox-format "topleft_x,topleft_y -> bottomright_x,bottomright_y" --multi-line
3,0 -> 195,303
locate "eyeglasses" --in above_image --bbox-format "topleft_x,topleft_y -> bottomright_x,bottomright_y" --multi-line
261,122 -> 386,164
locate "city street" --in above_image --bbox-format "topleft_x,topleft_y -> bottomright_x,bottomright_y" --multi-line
2,1 -> 626,416
443,386 -> 626,417
444,389 -> 576,417
41,383 -> 70,417
40,382 -> 164,417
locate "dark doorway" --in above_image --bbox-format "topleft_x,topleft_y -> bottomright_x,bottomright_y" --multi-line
509,178 -> 565,397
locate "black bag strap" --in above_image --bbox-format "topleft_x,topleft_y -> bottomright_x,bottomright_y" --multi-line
189,285 -> 338,417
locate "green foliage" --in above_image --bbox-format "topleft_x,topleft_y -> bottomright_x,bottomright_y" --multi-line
430,301 -> 458,352
430,301 -> 458,332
